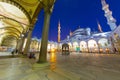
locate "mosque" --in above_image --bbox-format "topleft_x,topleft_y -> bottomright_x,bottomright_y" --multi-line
22,0 -> 120,53
58,0 -> 120,53
0,0 -> 119,54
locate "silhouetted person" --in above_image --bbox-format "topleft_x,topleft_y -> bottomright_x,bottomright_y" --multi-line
11,50 -> 14,56
16,49 -> 18,54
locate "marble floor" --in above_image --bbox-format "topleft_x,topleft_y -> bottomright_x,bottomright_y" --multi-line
0,52 -> 120,80
0,52 -> 12,56
0,52 -> 80,80
56,52 -> 120,80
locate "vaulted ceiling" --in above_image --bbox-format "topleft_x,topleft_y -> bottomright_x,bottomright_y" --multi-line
0,0 -> 43,47
0,0 -> 55,48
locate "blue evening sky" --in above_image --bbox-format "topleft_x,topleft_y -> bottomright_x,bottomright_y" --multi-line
32,0 -> 120,42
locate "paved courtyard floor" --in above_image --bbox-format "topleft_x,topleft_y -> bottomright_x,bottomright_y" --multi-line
0,52 -> 120,80
56,52 -> 120,80
0,52 -> 12,56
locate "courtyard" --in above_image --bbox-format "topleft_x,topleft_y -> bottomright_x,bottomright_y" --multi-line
0,52 -> 120,80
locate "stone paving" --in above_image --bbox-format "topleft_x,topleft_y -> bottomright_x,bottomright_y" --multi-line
0,52 -> 12,56
0,52 -> 120,80
56,52 -> 120,80
0,52 -> 80,80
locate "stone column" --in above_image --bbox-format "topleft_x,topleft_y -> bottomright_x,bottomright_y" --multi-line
37,41 -> 40,51
38,12 -> 51,63
16,39 -> 21,50
87,42 -> 89,53
97,42 -> 100,53
37,1 -> 55,63
18,35 -> 26,53
23,27 -> 33,54
0,40 -> 2,46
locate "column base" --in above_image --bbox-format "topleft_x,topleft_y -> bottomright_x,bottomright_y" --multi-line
32,62 -> 50,69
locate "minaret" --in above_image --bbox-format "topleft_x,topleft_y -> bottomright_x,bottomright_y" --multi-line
58,21 -> 61,43
69,30 -> 73,36
101,0 -> 117,30
97,21 -> 103,32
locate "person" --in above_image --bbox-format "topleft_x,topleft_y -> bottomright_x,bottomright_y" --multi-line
11,50 -> 14,56
29,53 -> 32,59
29,53 -> 35,59
114,48 -> 118,53
32,53 -> 35,59
16,49 -> 18,54
21,52 -> 23,55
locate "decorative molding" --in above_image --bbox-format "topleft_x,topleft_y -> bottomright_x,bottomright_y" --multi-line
19,0 -> 39,7
0,0 -> 31,23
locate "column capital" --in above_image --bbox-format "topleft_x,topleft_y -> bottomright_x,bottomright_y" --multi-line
28,24 -> 34,31
42,0 -> 56,14
31,18 -> 37,24
29,26 -> 34,31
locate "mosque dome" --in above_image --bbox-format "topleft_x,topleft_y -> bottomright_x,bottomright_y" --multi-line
71,28 -> 91,38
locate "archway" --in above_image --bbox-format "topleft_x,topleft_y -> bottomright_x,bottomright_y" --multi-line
88,39 -> 98,53
98,38 -> 109,53
62,43 -> 69,55
68,42 -> 72,51
73,42 -> 79,51
0,1 -> 30,52
80,41 -> 88,52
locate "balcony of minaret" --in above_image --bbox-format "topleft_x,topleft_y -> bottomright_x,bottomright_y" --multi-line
102,4 -> 109,10
104,11 -> 112,17
109,17 -> 116,23
105,9 -> 110,13
108,20 -> 116,23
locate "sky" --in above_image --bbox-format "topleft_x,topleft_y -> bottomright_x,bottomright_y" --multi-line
32,0 -> 120,42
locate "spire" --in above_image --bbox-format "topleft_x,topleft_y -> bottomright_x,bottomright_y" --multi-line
101,0 -> 107,6
69,30 -> 73,36
101,0 -> 117,31
97,21 -> 103,33
58,20 -> 61,42
58,20 -> 60,28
